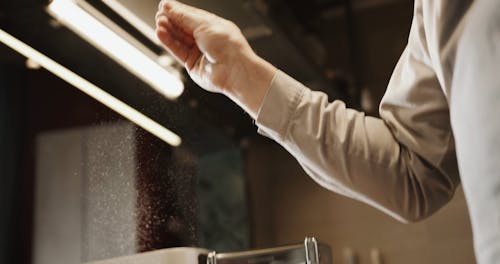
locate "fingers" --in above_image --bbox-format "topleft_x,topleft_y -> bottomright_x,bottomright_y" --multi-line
155,1 -> 209,69
157,0 -> 211,34
156,16 -> 195,46
156,26 -> 189,63
156,12 -> 196,61
156,23 -> 202,70
156,0 -> 208,70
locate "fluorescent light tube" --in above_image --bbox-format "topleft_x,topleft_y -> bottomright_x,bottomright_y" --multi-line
47,0 -> 183,100
101,0 -> 162,46
0,27 -> 182,147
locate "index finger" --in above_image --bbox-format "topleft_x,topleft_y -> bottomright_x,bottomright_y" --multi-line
159,0 -> 212,34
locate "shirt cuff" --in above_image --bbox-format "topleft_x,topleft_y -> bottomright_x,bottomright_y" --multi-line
255,70 -> 306,142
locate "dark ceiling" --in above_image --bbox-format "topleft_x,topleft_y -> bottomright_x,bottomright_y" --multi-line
0,0 -> 413,141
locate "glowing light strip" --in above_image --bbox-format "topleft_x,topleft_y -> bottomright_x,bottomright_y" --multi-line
101,0 -> 162,46
0,28 -> 182,147
47,0 -> 183,99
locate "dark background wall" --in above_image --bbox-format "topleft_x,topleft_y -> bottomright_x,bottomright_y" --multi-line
0,64 -> 23,264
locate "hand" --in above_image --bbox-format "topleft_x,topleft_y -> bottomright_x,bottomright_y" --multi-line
155,0 -> 276,117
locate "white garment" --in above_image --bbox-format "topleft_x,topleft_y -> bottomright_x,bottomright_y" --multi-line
256,0 -> 500,262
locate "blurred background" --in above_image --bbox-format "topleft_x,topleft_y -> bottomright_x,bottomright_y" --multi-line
0,0 -> 474,264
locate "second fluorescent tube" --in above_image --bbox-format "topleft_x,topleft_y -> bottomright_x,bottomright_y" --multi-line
0,27 -> 182,147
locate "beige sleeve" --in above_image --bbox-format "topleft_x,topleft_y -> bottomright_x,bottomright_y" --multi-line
256,70 -> 457,222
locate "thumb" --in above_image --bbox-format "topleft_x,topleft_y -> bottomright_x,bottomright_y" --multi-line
159,0 -> 211,34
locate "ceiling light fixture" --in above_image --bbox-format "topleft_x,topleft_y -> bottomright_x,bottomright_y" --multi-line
0,28 -> 182,147
101,0 -> 162,46
47,0 -> 183,100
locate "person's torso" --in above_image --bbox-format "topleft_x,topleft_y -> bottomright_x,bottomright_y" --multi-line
379,0 -> 474,177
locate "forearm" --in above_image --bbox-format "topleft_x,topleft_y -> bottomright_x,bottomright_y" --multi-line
222,52 -> 277,119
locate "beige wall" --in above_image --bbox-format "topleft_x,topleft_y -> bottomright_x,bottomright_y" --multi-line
246,139 -> 475,264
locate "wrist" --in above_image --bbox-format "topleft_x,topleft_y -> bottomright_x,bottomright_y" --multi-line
224,51 -> 277,119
